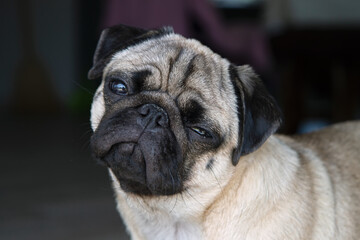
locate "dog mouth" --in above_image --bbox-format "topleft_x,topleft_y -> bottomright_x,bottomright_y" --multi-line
104,140 -> 181,196
91,104 -> 184,196
103,142 -> 149,194
99,131 -> 183,196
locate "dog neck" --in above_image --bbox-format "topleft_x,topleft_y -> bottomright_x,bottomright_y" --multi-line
110,169 -> 204,240
109,136 -> 330,240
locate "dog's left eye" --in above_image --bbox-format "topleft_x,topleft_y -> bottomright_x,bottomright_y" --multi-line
190,127 -> 212,138
109,80 -> 128,95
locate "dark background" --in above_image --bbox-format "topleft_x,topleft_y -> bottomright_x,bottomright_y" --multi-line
1,0 -> 360,239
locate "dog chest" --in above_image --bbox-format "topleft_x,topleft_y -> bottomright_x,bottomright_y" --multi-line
137,217 -> 202,240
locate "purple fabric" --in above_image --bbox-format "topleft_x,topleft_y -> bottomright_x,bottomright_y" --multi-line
101,0 -> 271,72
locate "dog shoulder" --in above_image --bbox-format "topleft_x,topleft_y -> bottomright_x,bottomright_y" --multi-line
289,121 -> 360,238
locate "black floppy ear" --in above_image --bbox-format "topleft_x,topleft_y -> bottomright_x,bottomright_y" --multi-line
229,65 -> 282,166
88,24 -> 174,79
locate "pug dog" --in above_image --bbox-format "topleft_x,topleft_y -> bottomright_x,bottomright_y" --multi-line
88,24 -> 360,240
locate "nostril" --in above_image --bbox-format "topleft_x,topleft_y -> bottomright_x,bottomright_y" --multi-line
138,105 -> 150,116
137,104 -> 169,127
155,113 -> 168,127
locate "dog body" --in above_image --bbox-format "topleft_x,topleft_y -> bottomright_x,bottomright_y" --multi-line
89,25 -> 360,239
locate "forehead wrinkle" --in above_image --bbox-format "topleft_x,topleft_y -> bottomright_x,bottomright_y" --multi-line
165,57 -> 173,92
217,63 -> 227,99
175,87 -> 203,108
148,45 -> 183,92
165,47 -> 184,89
179,54 -> 197,88
189,54 -> 215,89
173,47 -> 185,63
147,62 -> 164,90
164,46 -> 194,91
199,56 -> 231,110
182,69 -> 215,103
207,58 -> 226,101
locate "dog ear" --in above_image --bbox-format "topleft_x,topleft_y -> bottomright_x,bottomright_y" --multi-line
88,24 -> 174,80
229,65 -> 282,166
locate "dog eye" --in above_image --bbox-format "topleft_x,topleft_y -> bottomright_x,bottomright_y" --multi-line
190,127 -> 212,138
109,80 -> 128,95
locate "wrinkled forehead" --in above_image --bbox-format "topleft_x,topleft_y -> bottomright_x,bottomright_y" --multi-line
104,35 -> 232,103
108,34 -> 223,68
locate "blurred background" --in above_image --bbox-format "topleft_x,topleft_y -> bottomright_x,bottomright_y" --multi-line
1,0 -> 360,239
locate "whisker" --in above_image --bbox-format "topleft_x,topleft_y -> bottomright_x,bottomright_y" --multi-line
209,167 -> 223,192
184,189 -> 205,208
179,191 -> 188,208
169,170 -> 176,195
168,170 -> 178,214
73,80 -> 95,95
169,193 -> 178,214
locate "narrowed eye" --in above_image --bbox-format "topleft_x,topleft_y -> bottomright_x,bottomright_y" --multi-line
109,80 -> 128,95
190,127 -> 212,138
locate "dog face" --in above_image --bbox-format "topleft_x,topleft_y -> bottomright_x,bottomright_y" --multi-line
89,25 -> 282,197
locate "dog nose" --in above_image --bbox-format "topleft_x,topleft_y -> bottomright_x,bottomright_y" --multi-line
137,104 -> 169,127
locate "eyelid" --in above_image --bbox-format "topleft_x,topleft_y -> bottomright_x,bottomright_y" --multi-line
107,74 -> 128,83
190,126 -> 212,138
188,125 -> 216,140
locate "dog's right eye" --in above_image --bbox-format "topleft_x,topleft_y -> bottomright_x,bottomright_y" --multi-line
109,80 -> 128,95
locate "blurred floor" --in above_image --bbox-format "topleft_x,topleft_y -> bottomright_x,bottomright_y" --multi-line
0,112 -> 130,240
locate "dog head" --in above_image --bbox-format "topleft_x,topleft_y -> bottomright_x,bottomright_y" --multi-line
89,24 -> 282,196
